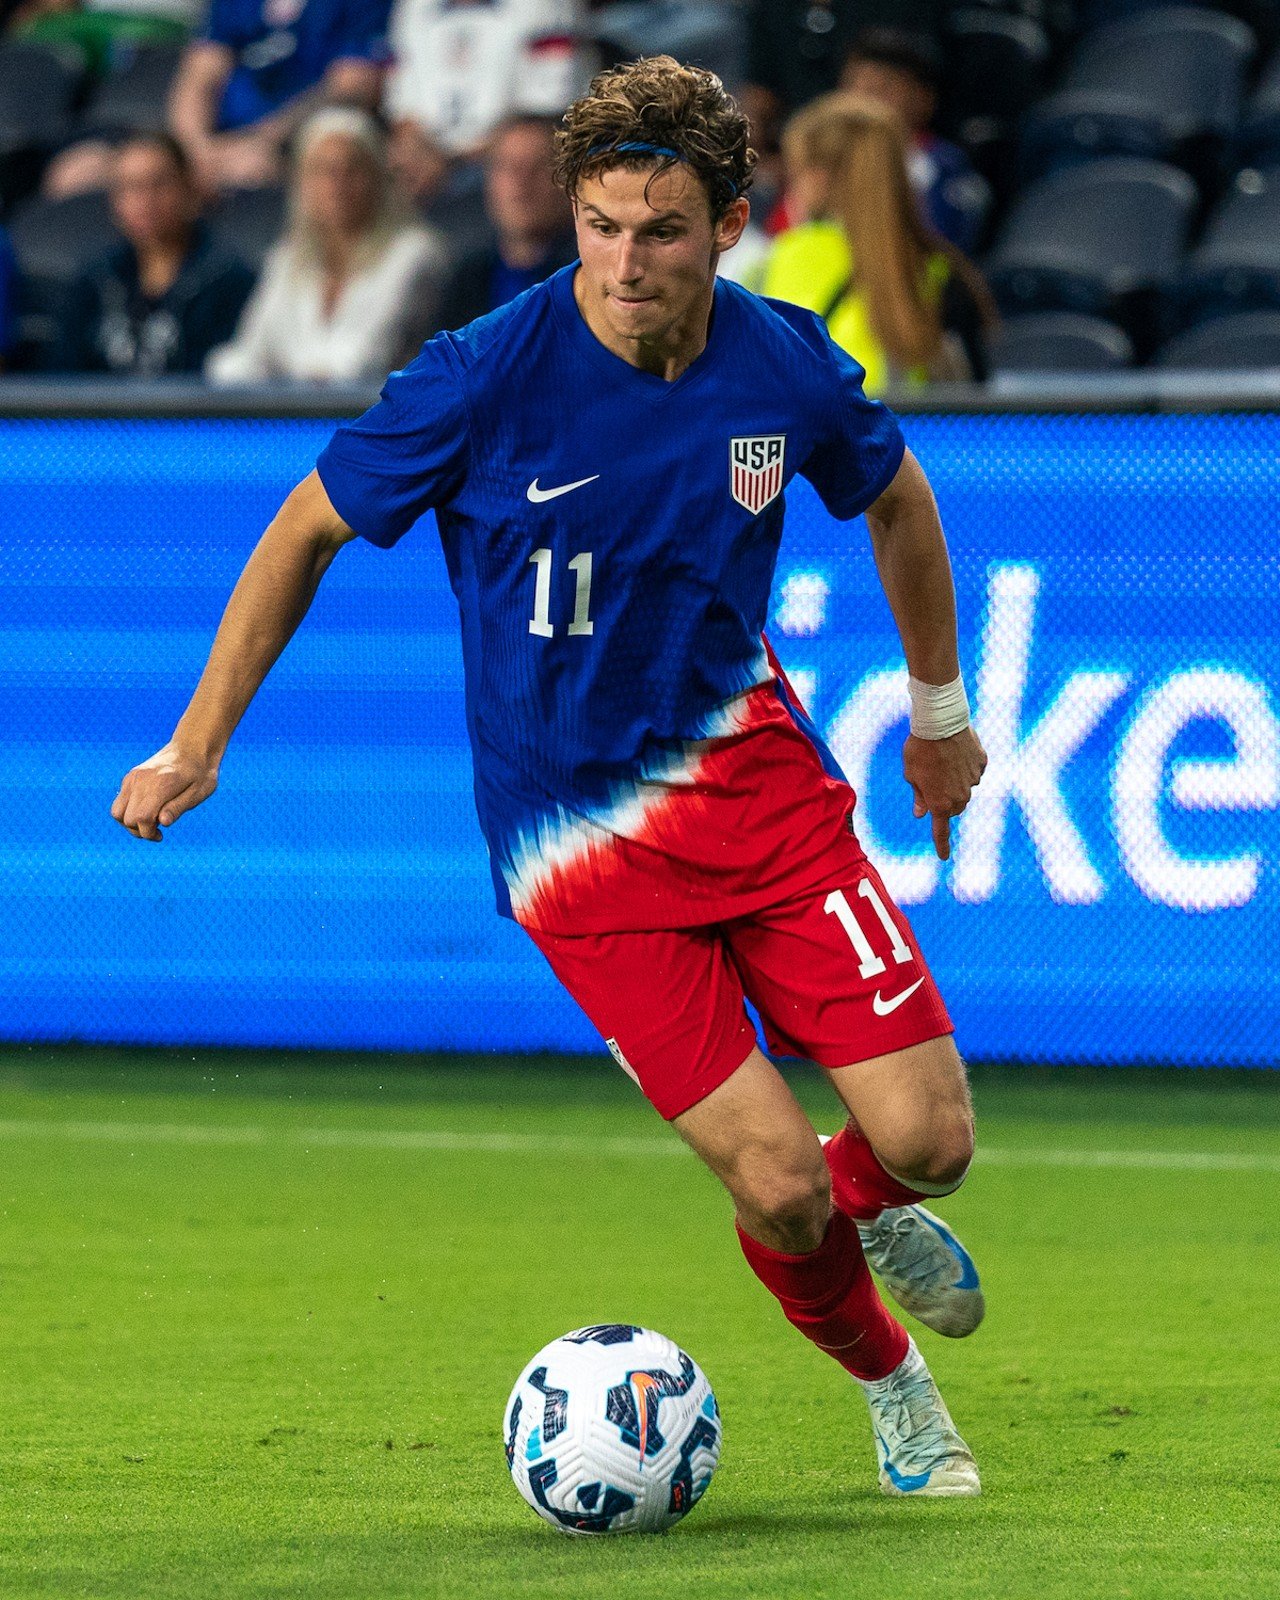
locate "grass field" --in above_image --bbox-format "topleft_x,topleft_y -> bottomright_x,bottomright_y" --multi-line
1,1047 -> 1278,1600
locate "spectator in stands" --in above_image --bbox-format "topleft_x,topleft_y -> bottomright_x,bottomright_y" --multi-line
431,113 -> 574,331
0,224 -> 14,372
760,93 -> 994,392
742,0 -> 941,163
206,106 -> 444,384
12,0 -> 196,78
43,0 -> 390,197
47,132 -> 254,375
384,0 -> 590,206
839,27 -> 989,253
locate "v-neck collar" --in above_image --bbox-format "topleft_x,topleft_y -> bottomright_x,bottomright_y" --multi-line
549,262 -> 729,402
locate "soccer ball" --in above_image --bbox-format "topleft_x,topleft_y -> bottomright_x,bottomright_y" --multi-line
502,1324 -> 722,1535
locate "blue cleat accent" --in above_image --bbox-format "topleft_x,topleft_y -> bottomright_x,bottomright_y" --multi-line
875,1434 -> 933,1493
859,1338 -> 981,1498
918,1210 -> 981,1291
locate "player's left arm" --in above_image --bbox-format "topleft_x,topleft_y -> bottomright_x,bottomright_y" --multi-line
864,446 -> 986,861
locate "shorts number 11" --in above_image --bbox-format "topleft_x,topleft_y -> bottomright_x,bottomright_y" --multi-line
824,882 -> 911,978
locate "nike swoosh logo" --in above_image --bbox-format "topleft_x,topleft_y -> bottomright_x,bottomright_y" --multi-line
876,1433 -> 933,1492
872,977 -> 925,1017
918,1211 -> 981,1291
527,474 -> 600,503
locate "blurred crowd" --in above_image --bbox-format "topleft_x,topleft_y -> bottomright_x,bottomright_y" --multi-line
0,0 -> 997,391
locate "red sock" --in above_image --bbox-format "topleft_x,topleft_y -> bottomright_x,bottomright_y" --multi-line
824,1123 -> 936,1221
736,1209 -> 908,1381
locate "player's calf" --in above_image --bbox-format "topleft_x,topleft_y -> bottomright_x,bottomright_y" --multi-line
821,1126 -> 985,1339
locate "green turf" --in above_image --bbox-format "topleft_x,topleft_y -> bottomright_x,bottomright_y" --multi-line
1,1047 -> 1278,1600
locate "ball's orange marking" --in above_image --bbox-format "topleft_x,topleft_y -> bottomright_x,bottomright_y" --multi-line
630,1372 -> 661,1466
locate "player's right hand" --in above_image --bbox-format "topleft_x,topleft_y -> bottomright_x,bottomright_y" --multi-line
110,742 -> 219,842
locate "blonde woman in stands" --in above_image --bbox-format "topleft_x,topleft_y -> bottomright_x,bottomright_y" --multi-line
761,92 -> 995,394
207,108 -> 445,385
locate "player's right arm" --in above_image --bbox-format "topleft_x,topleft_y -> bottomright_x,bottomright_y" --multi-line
111,471 -> 357,842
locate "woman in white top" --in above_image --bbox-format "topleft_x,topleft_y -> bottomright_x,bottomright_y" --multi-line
207,108 -> 446,385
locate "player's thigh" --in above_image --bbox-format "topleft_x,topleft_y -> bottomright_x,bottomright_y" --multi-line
724,855 -> 967,1168
671,1044 -> 830,1236
826,1035 -> 974,1182
523,921 -> 756,1121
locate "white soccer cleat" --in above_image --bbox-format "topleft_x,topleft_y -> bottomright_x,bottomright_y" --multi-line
857,1204 -> 985,1339
817,1134 -> 985,1338
857,1336 -> 981,1497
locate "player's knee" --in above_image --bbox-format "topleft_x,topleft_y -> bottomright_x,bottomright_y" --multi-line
738,1155 -> 831,1254
891,1111 -> 974,1193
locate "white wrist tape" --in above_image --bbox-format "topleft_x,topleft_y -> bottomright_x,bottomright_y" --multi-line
908,673 -> 971,740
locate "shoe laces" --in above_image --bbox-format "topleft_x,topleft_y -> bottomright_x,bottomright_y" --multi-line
862,1208 -> 954,1292
870,1359 -> 953,1472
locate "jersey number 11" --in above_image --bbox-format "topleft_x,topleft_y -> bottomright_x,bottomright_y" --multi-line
528,548 -> 594,639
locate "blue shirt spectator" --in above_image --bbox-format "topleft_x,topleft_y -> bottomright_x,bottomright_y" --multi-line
206,0 -> 392,131
166,0 -> 390,192
37,0 -> 388,200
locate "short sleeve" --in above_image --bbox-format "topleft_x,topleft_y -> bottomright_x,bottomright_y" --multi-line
332,0 -> 393,61
202,0 -> 243,48
315,337 -> 471,548
799,325 -> 906,521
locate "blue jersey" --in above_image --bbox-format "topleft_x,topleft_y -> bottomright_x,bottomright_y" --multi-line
316,265 -> 904,931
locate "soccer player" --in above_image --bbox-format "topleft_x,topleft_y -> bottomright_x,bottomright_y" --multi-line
112,56 -> 989,1497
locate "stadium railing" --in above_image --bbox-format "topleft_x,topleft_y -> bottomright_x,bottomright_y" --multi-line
3,371 -> 1280,417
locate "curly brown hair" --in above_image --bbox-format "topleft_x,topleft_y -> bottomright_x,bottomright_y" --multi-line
554,55 -> 755,220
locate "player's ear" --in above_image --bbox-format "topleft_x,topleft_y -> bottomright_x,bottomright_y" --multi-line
713,196 -> 750,253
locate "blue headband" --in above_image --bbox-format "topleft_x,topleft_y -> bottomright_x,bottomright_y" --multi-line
585,140 -> 739,196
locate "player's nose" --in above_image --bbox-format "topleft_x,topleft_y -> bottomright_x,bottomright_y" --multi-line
613,236 -> 644,283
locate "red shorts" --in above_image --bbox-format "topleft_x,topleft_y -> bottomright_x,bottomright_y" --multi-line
527,853 -> 953,1121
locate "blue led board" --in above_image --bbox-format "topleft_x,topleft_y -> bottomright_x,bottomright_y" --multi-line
11,413 -> 1278,1064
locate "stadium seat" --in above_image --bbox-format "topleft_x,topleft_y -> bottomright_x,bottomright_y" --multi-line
984,157 -> 1197,352
6,188 -> 115,369
1157,306 -> 1280,363
1239,46 -> 1280,163
0,40 -> 84,213
1021,6 -> 1254,183
210,185 -> 286,274
943,11 -> 1051,126
941,10 -> 1051,199
988,311 -> 1135,370
79,41 -> 184,142
1178,163 -> 1280,323
953,0 -> 1075,38
1078,0 -> 1278,57
7,188 -> 115,289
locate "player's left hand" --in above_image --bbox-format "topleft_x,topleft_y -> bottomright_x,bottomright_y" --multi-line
903,727 -> 987,861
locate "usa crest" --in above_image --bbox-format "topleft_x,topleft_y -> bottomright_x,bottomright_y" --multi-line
730,435 -> 786,515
